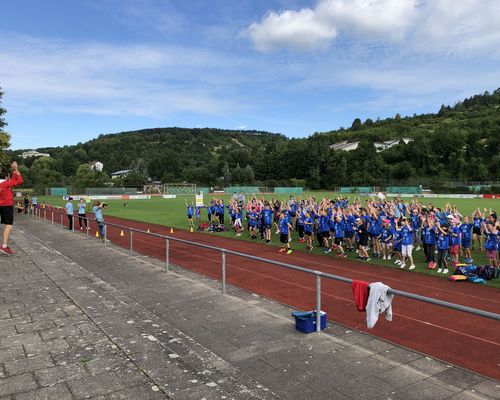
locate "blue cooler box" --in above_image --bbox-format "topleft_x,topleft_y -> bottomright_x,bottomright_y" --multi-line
292,311 -> 327,334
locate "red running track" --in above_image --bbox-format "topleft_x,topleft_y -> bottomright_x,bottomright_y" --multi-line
46,210 -> 500,380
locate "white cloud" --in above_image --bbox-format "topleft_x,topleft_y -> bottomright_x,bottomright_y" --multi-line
0,36 -> 243,118
245,0 -> 500,54
246,8 -> 337,52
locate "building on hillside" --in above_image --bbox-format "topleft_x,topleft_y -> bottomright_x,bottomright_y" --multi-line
20,150 -> 50,159
374,138 -> 414,152
90,161 -> 103,172
111,169 -> 132,179
329,140 -> 360,151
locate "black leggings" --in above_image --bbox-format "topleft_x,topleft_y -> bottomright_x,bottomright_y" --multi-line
424,243 -> 436,262
437,249 -> 448,268
78,213 -> 87,228
297,225 -> 304,239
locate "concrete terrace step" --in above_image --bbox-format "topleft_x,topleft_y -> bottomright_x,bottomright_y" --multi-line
9,227 -> 281,400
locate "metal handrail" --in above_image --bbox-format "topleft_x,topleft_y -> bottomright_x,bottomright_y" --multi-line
34,207 -> 500,328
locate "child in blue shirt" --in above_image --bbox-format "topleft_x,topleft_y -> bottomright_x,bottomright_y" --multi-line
436,222 -> 450,274
185,201 -> 194,230
421,218 -> 437,269
459,216 -> 473,263
396,219 -> 415,270
380,219 -> 393,260
262,203 -> 274,244
278,212 -> 293,255
248,207 -> 258,239
303,211 -> 314,252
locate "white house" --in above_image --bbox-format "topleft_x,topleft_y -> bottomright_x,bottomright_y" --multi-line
90,161 -> 104,172
111,169 -> 132,179
374,138 -> 414,152
20,150 -> 50,159
329,140 -> 360,152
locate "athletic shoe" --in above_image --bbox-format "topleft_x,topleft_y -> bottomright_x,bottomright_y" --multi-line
383,255 -> 387,260
102,239 -> 110,243
409,265 -> 416,270
0,246 -> 14,255
337,253 -> 347,258
365,258 -> 371,261
278,248 -> 286,253
427,262 -> 433,269
287,249 -> 293,255
309,246 -> 314,252
275,230 -> 280,235
400,263 -> 406,269
415,246 -> 421,251
387,255 -> 391,260
394,259 -> 401,265
324,248 -> 331,254
437,268 -> 443,273
443,268 -> 449,274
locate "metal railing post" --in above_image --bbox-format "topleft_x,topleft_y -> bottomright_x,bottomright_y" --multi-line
129,229 -> 133,254
51,211 -> 54,225
104,225 -> 108,248
44,209 -> 46,221
165,238 -> 170,272
60,213 -> 63,229
316,275 -> 322,333
221,251 -> 226,294
86,218 -> 89,238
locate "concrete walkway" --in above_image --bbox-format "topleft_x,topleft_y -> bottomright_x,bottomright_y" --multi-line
0,216 -> 498,399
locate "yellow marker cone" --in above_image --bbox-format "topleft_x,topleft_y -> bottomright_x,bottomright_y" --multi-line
95,230 -> 99,238
120,230 -> 124,237
170,227 -> 174,233
190,226 -> 194,233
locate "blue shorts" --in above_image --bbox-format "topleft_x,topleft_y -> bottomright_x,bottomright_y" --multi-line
461,240 -> 471,249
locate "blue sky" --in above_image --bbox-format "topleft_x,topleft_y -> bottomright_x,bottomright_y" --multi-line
1,0 -> 500,150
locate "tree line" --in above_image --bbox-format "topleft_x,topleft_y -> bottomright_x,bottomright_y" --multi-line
2,88 -> 500,191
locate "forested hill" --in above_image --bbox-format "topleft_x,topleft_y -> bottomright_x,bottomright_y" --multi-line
11,89 -> 500,190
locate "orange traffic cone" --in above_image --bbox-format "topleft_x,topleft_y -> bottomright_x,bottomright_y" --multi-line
147,228 -> 150,233
170,227 -> 174,233
120,230 -> 124,237
95,230 -> 99,238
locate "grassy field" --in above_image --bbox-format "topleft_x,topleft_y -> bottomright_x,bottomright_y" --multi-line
36,193 -> 500,288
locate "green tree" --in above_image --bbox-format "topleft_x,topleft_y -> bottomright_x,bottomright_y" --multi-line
0,87 -> 11,167
123,170 -> 145,186
222,162 -> 231,186
75,164 -> 109,189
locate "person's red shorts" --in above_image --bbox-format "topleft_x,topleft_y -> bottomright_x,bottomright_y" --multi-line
449,244 -> 459,255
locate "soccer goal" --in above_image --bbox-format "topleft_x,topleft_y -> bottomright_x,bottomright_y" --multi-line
163,183 -> 197,196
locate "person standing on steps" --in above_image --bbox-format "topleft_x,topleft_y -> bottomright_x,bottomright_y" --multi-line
93,200 -> 109,242
77,197 -> 88,230
0,161 -> 24,255
65,197 -> 74,231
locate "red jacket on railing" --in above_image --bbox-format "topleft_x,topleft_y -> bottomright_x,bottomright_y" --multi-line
0,172 -> 24,206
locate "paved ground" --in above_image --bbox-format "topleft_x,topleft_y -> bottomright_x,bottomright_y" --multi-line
0,217 -> 498,399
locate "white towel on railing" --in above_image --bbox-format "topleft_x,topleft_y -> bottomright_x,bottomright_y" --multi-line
366,282 -> 393,329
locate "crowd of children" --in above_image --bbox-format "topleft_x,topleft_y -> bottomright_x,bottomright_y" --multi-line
187,194 -> 499,271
